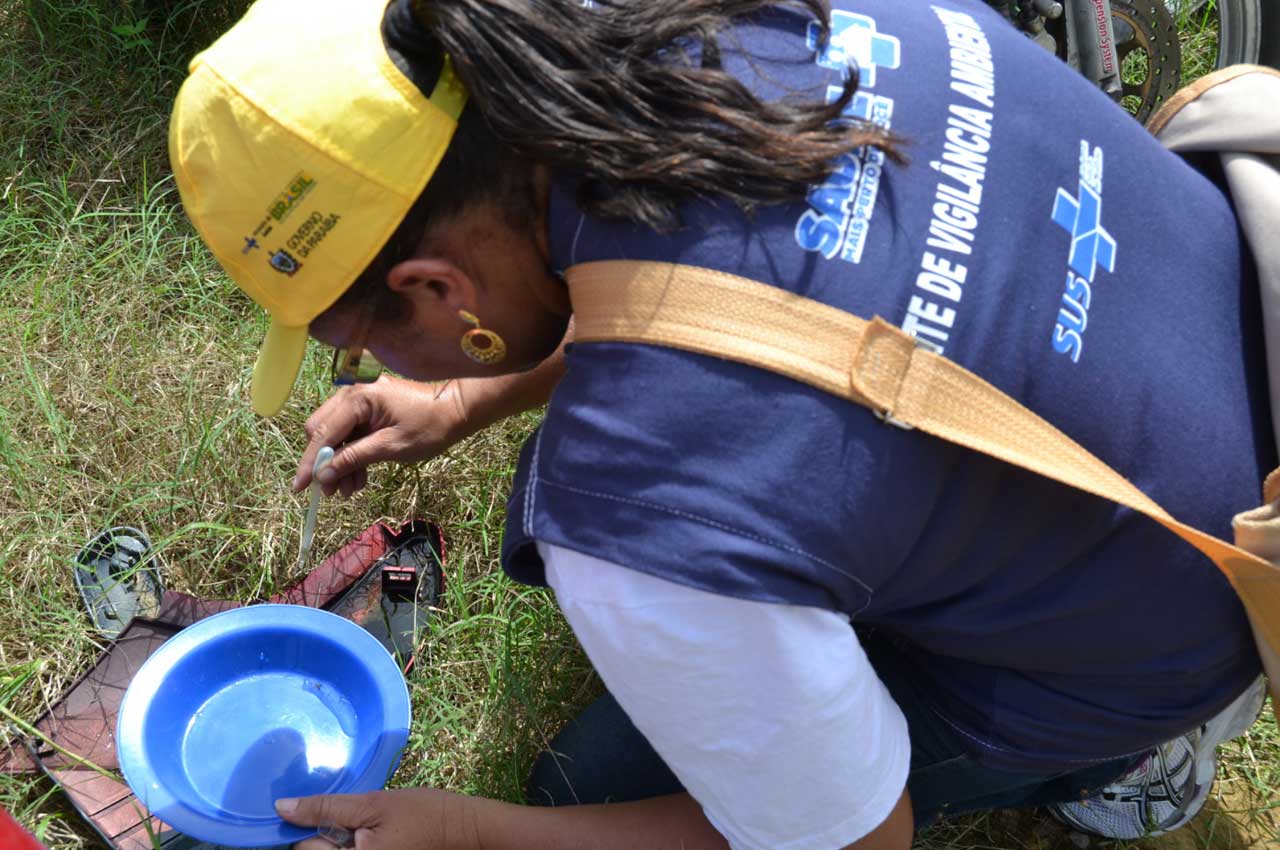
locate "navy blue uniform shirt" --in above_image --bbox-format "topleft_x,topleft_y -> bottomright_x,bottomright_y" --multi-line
502,0 -> 1272,771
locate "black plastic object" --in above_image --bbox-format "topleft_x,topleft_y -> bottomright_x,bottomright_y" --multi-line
325,521 -> 444,673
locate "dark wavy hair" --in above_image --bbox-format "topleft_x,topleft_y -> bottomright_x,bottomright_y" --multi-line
334,0 -> 901,319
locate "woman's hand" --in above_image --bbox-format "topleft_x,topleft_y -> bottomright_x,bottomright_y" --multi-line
294,325 -> 571,498
293,376 -> 474,498
276,787 -> 743,850
276,788 -> 475,850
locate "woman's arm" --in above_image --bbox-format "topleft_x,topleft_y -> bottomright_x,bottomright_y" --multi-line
277,540 -> 915,850
463,789 -> 912,850
279,786 -> 911,850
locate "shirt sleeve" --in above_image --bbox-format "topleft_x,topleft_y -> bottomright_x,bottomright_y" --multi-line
539,541 -> 911,850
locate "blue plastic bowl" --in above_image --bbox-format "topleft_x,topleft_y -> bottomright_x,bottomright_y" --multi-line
117,604 -> 411,847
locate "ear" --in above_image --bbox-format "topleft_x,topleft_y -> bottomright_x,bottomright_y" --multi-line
385,257 -> 477,316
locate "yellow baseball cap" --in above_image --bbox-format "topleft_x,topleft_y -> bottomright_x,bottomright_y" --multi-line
169,0 -> 466,416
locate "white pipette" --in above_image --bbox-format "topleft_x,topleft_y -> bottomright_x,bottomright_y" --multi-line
297,446 -> 334,570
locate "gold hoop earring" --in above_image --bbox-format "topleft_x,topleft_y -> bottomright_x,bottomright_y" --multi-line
458,310 -> 507,366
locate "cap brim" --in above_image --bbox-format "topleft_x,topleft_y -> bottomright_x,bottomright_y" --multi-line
251,320 -> 309,416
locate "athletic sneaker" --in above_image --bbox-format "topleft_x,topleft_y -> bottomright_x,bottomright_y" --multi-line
1048,677 -> 1266,839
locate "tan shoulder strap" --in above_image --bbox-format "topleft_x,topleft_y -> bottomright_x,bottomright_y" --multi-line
1145,64 -> 1280,139
567,259 -> 1280,708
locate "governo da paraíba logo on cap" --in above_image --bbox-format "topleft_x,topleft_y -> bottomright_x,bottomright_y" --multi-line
269,249 -> 302,277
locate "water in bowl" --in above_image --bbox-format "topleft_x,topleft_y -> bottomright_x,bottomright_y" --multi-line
181,671 -> 359,818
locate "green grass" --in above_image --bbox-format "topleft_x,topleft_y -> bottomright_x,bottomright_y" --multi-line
1174,1 -> 1226,82
0,2 -> 1275,848
0,3 -> 594,845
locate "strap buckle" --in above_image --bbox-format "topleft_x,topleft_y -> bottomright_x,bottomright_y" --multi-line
874,407 -> 915,431
855,319 -> 923,432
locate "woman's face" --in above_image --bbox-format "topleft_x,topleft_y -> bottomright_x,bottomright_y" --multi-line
309,200 -> 569,384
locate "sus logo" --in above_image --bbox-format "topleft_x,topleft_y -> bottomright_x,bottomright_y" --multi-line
806,12 -> 902,88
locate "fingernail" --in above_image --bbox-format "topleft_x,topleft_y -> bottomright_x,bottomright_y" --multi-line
316,467 -> 336,484
275,798 -> 298,814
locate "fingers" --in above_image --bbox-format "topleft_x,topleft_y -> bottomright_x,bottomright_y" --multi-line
292,823 -> 361,850
323,429 -> 401,494
276,793 -> 379,832
293,840 -> 343,850
336,466 -> 360,499
338,467 -> 368,499
295,389 -> 374,491
293,833 -> 359,850
327,468 -> 369,499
